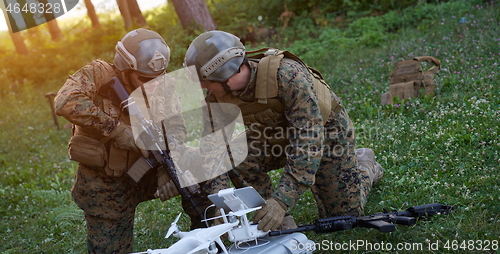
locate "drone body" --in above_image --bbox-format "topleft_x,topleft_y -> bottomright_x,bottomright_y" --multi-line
133,187 -> 315,254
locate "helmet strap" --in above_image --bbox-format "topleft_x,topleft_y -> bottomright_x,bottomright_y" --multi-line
112,66 -> 136,93
120,70 -> 138,93
220,82 -> 232,95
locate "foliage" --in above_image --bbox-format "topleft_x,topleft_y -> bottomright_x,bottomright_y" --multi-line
226,0 -> 458,30
144,3 -> 200,70
1,0 -> 499,253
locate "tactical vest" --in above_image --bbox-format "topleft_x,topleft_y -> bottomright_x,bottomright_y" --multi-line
68,60 -> 141,173
381,56 -> 441,105
212,48 -> 343,145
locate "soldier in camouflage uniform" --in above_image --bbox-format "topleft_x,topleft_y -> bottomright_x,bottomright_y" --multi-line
55,29 -> 184,254
184,31 -> 384,232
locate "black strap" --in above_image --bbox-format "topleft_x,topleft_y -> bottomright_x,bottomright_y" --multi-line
220,82 -> 233,95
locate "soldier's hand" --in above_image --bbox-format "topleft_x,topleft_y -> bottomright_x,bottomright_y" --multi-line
253,197 -> 287,232
155,168 -> 179,201
102,123 -> 140,153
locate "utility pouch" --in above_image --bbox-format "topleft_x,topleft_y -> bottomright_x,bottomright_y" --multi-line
386,81 -> 419,103
68,135 -> 106,167
106,142 -> 128,176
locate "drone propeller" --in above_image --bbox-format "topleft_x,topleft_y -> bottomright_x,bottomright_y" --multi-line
202,206 -> 262,224
230,206 -> 261,217
165,213 -> 182,238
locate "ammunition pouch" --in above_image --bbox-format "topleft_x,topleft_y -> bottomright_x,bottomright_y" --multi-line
68,135 -> 107,167
106,140 -> 130,176
242,106 -> 284,128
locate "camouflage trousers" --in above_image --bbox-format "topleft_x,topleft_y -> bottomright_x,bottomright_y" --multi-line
84,213 -> 134,253
229,144 -> 371,218
229,118 -> 371,218
72,164 -> 157,254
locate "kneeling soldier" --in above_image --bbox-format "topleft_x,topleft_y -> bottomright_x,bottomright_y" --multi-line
55,28 -> 184,253
184,30 -> 384,232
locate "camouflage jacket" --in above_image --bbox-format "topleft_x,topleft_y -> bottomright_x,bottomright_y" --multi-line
55,59 -> 186,160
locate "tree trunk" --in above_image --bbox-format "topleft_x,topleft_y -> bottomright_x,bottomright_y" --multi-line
1,1 -> 29,54
116,0 -> 133,30
84,0 -> 101,28
46,19 -> 63,41
128,0 -> 147,27
33,0 -> 63,40
9,32 -> 29,55
116,0 -> 147,30
170,0 -> 216,31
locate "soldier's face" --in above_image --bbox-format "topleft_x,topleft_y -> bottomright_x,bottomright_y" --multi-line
128,71 -> 161,93
200,64 -> 251,97
200,80 -> 226,97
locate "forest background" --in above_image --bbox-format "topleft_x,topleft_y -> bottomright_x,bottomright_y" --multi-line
0,0 -> 499,253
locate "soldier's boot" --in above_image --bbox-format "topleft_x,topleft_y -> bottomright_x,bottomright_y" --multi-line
277,214 -> 298,231
357,148 -> 384,186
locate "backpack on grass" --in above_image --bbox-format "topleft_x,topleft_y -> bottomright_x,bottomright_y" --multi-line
381,56 -> 441,105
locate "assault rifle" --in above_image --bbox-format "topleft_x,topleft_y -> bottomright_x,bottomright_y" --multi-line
269,203 -> 454,237
102,77 -> 203,218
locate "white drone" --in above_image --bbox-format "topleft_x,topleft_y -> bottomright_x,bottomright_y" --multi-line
132,187 -> 314,254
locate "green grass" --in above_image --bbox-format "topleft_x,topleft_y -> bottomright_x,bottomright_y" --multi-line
1,0 -> 499,253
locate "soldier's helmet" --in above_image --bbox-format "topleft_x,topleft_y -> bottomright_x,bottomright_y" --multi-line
184,30 -> 245,82
114,28 -> 170,78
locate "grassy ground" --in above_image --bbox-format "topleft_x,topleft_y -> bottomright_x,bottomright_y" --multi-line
0,0 -> 499,253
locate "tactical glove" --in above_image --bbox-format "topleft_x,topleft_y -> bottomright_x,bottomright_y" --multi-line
102,123 -> 139,153
155,168 -> 179,201
253,197 -> 287,232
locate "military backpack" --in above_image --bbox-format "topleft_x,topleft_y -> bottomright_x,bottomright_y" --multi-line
381,56 -> 441,105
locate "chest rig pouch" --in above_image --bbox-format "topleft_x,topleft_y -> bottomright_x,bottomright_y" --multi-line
68,128 -> 107,167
